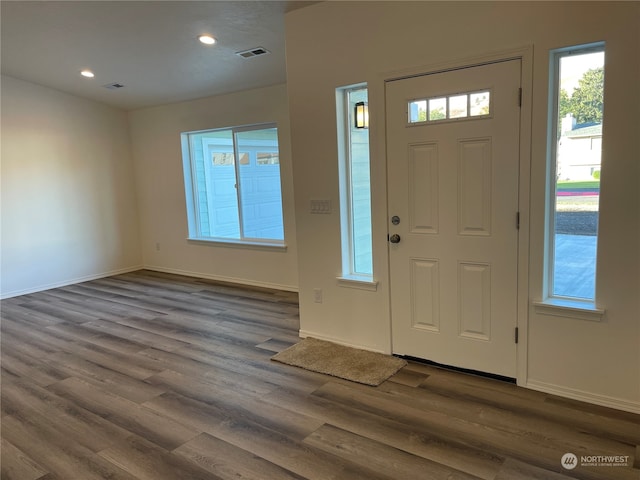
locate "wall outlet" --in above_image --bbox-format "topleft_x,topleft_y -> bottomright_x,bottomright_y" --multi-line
313,288 -> 323,303
155,242 -> 161,251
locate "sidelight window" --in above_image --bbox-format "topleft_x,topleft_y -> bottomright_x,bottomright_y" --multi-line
336,85 -> 373,279
546,43 -> 605,302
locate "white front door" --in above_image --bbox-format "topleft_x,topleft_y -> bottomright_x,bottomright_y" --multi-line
386,60 -> 521,378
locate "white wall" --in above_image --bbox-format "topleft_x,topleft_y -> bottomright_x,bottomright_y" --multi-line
128,84 -> 298,291
285,2 -> 639,411
1,75 -> 142,298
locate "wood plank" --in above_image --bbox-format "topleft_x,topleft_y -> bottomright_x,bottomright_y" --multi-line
97,435 -> 221,480
48,377 -> 200,450
0,344 -> 69,387
70,281 -> 227,317
312,381 -> 639,480
45,322 -> 151,354
60,284 -> 167,319
304,423 -> 483,480
1,415 -> 137,480
145,361 -> 274,399
420,371 -> 640,445
175,432 -> 307,480
0,302 -> 67,327
45,351 -> 166,403
262,387 -> 504,480
386,367 -> 429,387
172,343 -> 329,395
1,318 -> 78,355
377,377 -> 635,457
80,319 -> 191,352
1,379 -> 132,452
0,438 -> 49,480
203,415 -> 395,480
144,373 -> 324,441
17,299 -> 101,324
112,314 -> 270,350
36,290 -> 153,323
63,342 -> 165,379
255,338 -> 297,353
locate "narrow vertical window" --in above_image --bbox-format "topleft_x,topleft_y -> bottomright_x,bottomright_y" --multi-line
337,85 -> 373,280
547,43 -> 604,301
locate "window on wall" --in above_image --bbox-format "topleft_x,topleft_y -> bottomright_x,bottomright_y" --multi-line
181,123 -> 285,244
336,85 -> 374,280
547,43 -> 605,302
408,90 -> 491,124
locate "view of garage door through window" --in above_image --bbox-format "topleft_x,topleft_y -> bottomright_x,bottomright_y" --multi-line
182,124 -> 284,243
550,45 -> 604,300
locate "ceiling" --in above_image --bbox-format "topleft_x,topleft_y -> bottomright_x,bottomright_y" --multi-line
1,1 -> 317,110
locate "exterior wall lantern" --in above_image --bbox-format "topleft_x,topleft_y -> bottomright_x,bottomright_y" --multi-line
354,101 -> 369,129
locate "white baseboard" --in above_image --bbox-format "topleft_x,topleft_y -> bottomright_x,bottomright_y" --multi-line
526,379 -> 640,414
298,329 -> 387,354
144,265 -> 298,293
1,265 -> 144,299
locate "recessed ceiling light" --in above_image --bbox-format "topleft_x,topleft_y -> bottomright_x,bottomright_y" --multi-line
198,35 -> 216,45
80,70 -> 95,78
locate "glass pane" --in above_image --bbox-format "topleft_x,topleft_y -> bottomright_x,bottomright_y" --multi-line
238,152 -> 249,165
552,49 -> 604,299
448,94 -> 468,118
428,97 -> 446,121
235,128 -> 284,240
409,100 -> 427,123
257,152 -> 279,165
349,88 -> 373,275
194,130 -> 239,239
470,91 -> 490,116
212,152 -> 234,166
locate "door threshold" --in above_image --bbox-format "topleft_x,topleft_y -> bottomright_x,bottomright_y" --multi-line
398,355 -> 516,384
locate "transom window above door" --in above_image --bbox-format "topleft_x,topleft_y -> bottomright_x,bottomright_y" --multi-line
408,90 -> 491,124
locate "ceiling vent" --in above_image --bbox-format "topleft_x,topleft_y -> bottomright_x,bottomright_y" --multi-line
235,47 -> 270,59
103,82 -> 125,90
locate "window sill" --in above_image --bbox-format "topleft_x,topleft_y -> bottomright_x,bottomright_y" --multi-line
336,275 -> 378,291
532,298 -> 605,322
187,237 -> 287,252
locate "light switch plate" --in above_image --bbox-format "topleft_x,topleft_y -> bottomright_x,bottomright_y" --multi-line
310,199 -> 332,214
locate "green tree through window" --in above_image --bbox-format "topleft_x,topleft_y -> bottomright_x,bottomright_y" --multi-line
558,67 -> 604,124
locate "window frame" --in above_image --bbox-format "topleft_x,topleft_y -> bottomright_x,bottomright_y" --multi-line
407,88 -> 493,125
335,84 -> 376,289
181,122 -> 286,249
543,42 -> 605,315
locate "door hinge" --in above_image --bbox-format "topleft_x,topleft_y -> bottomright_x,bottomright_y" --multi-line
518,88 -> 522,107
516,211 -> 520,229
515,327 -> 519,344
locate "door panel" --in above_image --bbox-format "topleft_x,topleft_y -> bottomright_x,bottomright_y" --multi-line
386,60 -> 521,378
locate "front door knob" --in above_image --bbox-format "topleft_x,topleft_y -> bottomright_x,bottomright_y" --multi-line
389,234 -> 401,244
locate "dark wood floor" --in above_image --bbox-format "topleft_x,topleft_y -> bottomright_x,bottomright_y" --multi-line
1,270 -> 638,480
